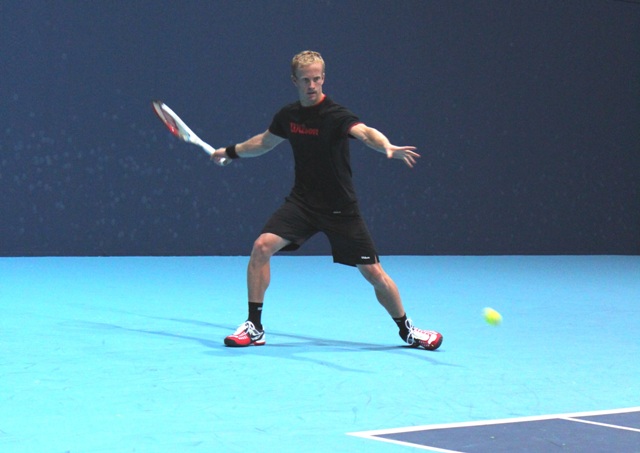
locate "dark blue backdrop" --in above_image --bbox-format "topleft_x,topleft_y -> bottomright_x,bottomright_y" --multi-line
1,0 -> 638,256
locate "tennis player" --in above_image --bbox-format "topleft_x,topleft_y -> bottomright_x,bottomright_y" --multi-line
212,50 -> 442,351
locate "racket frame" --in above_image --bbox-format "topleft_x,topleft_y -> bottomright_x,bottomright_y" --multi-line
152,100 -> 226,163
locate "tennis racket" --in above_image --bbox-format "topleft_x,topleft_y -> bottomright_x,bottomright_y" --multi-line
152,100 -> 228,165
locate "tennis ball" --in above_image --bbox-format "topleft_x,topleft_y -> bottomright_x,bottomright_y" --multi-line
483,307 -> 502,326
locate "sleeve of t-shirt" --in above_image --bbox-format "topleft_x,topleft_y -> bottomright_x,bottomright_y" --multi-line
333,106 -> 361,137
268,108 -> 288,139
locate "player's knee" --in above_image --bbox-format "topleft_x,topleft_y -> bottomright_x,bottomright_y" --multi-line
359,263 -> 386,287
251,235 -> 277,261
251,239 -> 269,260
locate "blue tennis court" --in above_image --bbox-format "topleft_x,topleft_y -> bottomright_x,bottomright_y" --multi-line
350,407 -> 640,452
1,255 -> 638,452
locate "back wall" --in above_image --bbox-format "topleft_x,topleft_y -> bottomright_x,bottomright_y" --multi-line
1,0 -> 638,256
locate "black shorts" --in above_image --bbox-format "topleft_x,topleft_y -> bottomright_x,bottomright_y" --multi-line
261,200 -> 379,267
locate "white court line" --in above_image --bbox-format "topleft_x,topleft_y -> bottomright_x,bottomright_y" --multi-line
345,436 -> 464,453
347,406 -> 640,448
562,416 -> 640,433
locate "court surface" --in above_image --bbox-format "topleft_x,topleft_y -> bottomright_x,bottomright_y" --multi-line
1,255 -> 638,452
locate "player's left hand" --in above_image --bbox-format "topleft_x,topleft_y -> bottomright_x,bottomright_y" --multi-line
386,146 -> 420,168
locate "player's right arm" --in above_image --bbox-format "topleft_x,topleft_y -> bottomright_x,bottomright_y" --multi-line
212,130 -> 284,164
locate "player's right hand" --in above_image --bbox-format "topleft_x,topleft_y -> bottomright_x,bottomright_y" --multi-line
211,148 -> 232,166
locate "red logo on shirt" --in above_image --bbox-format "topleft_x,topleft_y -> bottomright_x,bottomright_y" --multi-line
290,122 -> 319,136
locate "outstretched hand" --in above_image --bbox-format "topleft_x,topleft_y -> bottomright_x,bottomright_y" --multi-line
386,145 -> 420,168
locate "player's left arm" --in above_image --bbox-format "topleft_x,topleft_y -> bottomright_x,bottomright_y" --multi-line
349,123 -> 420,168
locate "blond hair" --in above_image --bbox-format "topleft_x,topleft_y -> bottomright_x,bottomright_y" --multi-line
291,50 -> 325,77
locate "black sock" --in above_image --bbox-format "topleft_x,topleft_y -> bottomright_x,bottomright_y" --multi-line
393,313 -> 409,339
248,302 -> 263,330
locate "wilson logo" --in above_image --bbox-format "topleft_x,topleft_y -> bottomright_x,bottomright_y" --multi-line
290,122 -> 319,136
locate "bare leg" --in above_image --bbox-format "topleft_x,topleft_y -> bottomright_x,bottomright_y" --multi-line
357,262 -> 405,318
247,233 -> 291,302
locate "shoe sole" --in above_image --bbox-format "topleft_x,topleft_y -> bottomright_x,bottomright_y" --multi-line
224,338 -> 266,347
410,335 -> 443,351
428,335 -> 443,350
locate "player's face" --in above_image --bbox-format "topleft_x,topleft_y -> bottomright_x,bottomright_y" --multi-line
292,62 -> 325,106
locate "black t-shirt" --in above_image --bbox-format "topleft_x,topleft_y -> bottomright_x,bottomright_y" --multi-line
268,96 -> 361,212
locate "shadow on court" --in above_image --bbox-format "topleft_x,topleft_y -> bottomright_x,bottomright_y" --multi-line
60,314 -> 458,373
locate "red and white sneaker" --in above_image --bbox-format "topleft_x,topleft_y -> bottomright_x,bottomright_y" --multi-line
224,321 -> 266,347
404,318 -> 443,351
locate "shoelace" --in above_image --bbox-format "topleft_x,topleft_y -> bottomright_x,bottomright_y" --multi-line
241,321 -> 262,339
232,321 -> 253,335
404,318 -> 416,345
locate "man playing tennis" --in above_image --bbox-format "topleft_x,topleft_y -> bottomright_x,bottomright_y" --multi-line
212,50 -> 442,351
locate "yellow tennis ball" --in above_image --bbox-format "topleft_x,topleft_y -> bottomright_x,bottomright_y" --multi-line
483,307 -> 502,326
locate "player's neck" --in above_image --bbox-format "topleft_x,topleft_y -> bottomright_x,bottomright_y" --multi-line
300,94 -> 326,108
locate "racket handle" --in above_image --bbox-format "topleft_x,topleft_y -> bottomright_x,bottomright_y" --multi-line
200,141 -> 229,165
199,141 -> 215,156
